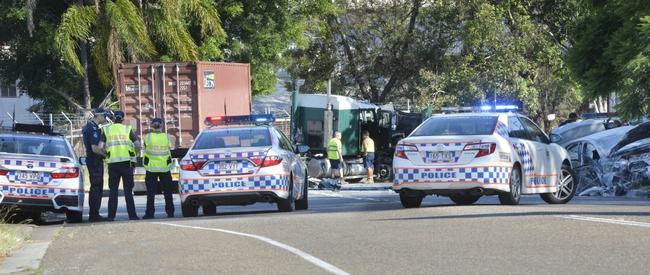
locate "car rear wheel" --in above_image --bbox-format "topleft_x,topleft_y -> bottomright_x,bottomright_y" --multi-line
202,203 -> 217,216
65,210 -> 82,223
181,202 -> 199,217
277,177 -> 295,212
449,194 -> 481,205
499,166 -> 522,205
399,191 -> 424,208
295,173 -> 309,210
541,164 -> 576,204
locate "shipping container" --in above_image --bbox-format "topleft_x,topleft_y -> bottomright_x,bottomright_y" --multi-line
117,62 -> 252,149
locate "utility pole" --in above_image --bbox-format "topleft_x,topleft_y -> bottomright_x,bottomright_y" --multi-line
323,79 -> 333,148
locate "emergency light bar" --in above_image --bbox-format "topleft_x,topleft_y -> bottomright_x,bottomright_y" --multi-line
205,114 -> 275,126
479,105 -> 519,112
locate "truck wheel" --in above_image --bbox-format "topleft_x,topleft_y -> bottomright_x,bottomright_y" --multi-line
399,191 -> 424,208
541,164 -> 576,204
499,166 -> 522,205
449,194 -> 481,205
202,203 -> 217,216
65,210 -> 83,223
181,202 -> 199,217
377,164 -> 393,182
277,178 -> 294,212
295,173 -> 309,210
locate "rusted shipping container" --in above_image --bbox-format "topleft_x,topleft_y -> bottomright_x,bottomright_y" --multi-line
117,62 -> 252,149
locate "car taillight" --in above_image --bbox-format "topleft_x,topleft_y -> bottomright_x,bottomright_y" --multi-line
0,169 -> 8,176
395,144 -> 418,159
463,143 -> 496,158
250,156 -> 283,167
51,167 -> 79,179
180,160 -> 206,171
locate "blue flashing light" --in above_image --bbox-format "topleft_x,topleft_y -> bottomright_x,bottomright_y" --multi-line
205,114 -> 275,126
480,105 -> 492,111
495,105 -> 518,111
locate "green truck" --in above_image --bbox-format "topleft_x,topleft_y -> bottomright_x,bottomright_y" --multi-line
292,94 -> 422,182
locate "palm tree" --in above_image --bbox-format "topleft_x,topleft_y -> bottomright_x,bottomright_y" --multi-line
54,0 -> 225,109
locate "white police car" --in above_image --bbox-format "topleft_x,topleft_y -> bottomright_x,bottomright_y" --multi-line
0,124 -> 84,222
178,115 -> 309,217
393,112 -> 577,208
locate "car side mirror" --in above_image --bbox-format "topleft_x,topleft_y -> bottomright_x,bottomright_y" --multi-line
295,144 -> 310,154
78,157 -> 87,165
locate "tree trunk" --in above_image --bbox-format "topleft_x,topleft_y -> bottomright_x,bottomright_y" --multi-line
80,42 -> 92,109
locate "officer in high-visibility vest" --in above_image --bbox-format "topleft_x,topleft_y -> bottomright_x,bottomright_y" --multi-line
327,131 -> 344,190
142,118 -> 175,219
98,110 -> 141,221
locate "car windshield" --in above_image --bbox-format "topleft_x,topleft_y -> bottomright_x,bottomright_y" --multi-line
0,135 -> 71,157
411,116 -> 498,136
193,128 -> 272,149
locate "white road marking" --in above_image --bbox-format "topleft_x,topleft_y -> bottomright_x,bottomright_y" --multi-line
155,222 -> 349,275
313,191 -> 392,202
558,215 -> 650,228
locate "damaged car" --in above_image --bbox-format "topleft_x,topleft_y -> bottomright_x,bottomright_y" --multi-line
608,122 -> 650,194
565,126 -> 633,196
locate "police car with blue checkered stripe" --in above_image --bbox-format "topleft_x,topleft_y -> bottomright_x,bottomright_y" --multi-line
0,124 -> 84,222
178,115 -> 309,217
393,111 -> 577,208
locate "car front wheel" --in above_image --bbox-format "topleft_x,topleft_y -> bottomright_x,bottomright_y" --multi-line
541,164 -> 576,204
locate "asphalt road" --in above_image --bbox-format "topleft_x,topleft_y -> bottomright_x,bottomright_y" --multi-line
39,190 -> 650,275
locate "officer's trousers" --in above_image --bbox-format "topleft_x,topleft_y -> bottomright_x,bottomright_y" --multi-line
107,162 -> 138,219
87,158 -> 104,218
144,171 -> 175,217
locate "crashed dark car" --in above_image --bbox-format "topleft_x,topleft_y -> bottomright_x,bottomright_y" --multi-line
608,122 -> 650,193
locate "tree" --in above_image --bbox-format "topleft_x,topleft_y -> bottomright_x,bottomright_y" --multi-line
289,0 -> 582,130
569,0 -> 650,118
54,0 -> 225,109
0,0 -> 84,112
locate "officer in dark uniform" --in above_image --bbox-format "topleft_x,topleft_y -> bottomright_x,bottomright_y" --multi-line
82,108 -> 109,222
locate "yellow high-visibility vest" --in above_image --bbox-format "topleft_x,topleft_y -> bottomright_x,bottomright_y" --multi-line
143,132 -> 172,173
327,138 -> 341,160
104,124 -> 135,164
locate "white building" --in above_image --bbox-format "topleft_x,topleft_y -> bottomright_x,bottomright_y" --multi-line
0,80 -> 40,128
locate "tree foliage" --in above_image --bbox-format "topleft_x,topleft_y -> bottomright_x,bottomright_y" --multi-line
569,0 -> 650,118
288,0 -> 582,129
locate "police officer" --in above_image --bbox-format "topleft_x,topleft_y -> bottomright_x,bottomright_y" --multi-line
98,110 -> 141,221
81,108 -> 109,222
142,118 -> 175,219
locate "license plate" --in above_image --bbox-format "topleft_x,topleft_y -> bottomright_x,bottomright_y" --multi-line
425,151 -> 454,162
217,162 -> 240,172
17,171 -> 42,182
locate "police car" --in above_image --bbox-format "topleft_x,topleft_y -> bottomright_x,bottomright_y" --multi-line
178,115 -> 309,217
393,111 -> 577,208
0,124 -> 84,222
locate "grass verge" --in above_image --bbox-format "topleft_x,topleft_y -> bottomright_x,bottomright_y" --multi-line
0,208 -> 28,261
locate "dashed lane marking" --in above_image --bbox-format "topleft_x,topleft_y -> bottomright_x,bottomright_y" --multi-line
558,215 -> 650,228
154,222 -> 349,275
